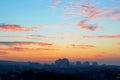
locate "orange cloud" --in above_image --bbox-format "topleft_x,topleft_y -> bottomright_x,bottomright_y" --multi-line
0,24 -> 33,32
0,42 -> 60,52
0,47 -> 57,52
0,51 -> 8,54
117,42 -> 120,45
70,44 -> 95,49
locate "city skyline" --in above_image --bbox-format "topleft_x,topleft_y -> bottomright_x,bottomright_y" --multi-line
0,0 -> 120,65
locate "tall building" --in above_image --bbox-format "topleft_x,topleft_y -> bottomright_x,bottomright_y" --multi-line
92,61 -> 98,66
55,58 -> 70,67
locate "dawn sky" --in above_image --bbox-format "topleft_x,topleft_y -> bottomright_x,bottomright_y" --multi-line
0,0 -> 120,65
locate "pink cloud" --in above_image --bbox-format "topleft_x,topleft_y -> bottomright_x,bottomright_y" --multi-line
49,6 -> 57,9
63,1 -> 112,20
76,22 -> 100,31
101,7 -> 120,21
67,21 -> 101,31
50,0 -> 120,32
33,25 -> 47,29
79,1 -> 102,16
63,1 -> 104,31
61,1 -> 120,31
0,24 -> 34,32
51,0 -> 61,5
50,0 -> 61,9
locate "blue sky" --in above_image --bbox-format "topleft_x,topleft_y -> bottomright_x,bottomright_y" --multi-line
0,0 -> 120,64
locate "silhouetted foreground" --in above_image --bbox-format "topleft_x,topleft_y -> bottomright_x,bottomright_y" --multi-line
0,69 -> 120,80
0,58 -> 120,80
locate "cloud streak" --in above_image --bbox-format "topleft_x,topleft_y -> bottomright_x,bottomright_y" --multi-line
0,52 -> 8,54
50,0 -> 61,9
83,34 -> 120,39
0,47 -> 57,52
70,44 -> 95,49
76,22 -> 100,31
0,41 -> 60,52
0,35 -> 50,40
0,24 -> 33,32
102,7 -> 120,21
0,42 -> 53,47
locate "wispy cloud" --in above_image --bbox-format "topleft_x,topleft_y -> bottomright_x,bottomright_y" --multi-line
67,21 -> 101,31
78,3 -> 120,21
57,1 -> 120,31
50,0 -> 61,9
83,34 -> 120,39
0,24 -> 33,32
79,1 -> 102,17
70,44 -> 95,49
75,1 -> 111,31
102,7 -> 120,21
51,0 -> 61,5
94,52 -> 120,59
33,25 -> 47,29
50,6 -> 57,9
62,1 -> 104,31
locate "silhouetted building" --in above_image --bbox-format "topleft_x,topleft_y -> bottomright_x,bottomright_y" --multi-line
55,58 -> 70,67
83,61 -> 90,66
76,61 -> 81,66
28,62 -> 41,69
92,61 -> 98,66
101,64 -> 107,67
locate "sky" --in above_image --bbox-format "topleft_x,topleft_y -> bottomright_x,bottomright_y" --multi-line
0,0 -> 120,65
